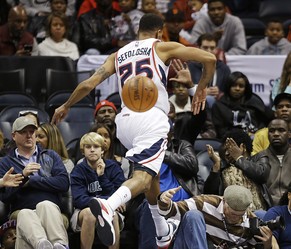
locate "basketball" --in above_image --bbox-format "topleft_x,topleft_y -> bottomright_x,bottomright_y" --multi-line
122,76 -> 158,112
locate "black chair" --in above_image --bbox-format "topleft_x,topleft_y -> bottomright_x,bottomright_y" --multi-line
0,56 -> 76,103
193,138 -> 222,154
0,92 -> 37,112
0,68 -> 25,92
259,0 -> 291,22
0,106 -> 50,140
196,150 -> 213,182
106,91 -> 121,111
241,18 -> 266,37
45,91 -> 94,119
57,106 -> 95,145
44,69 -> 95,101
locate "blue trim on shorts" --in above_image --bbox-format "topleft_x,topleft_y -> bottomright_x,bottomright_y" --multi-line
126,138 -> 164,163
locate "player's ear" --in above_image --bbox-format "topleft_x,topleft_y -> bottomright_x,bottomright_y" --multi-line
155,29 -> 163,39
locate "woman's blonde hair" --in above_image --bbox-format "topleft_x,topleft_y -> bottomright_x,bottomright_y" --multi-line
80,132 -> 104,153
39,123 -> 69,160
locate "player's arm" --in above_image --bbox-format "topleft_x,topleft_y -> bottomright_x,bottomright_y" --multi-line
51,53 -> 116,124
156,42 -> 216,90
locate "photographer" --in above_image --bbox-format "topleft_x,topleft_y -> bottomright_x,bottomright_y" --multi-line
263,182 -> 291,248
157,185 -> 279,249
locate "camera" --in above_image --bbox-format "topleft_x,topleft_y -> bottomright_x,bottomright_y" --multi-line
249,216 -> 285,236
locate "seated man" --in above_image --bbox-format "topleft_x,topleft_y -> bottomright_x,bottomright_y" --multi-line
0,220 -> 16,249
0,116 -> 70,249
158,185 -> 279,249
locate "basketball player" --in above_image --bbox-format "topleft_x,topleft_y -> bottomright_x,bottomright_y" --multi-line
52,13 -> 216,248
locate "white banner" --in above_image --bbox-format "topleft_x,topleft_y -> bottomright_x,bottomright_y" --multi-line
226,55 -> 287,107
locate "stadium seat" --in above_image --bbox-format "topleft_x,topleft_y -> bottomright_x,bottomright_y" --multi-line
193,138 -> 222,154
196,150 -> 214,182
0,106 -> 50,140
0,68 -> 25,92
0,92 -> 37,112
57,106 -> 95,145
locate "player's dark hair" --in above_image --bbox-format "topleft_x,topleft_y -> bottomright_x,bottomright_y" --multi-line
208,0 -> 225,6
139,13 -> 164,33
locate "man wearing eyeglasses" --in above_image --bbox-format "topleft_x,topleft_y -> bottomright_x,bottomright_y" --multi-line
157,185 -> 278,249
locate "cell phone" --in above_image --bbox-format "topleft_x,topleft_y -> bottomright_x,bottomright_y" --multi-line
24,44 -> 33,52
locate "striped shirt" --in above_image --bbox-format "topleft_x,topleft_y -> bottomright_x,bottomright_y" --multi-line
158,195 -> 258,247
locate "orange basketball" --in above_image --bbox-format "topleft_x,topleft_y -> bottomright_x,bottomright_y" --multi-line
122,76 -> 158,112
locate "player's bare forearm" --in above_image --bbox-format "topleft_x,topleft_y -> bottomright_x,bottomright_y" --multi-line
196,59 -> 216,90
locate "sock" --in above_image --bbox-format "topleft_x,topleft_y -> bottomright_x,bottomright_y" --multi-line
106,186 -> 132,211
149,204 -> 169,237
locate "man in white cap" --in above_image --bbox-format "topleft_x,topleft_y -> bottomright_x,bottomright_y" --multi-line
157,185 -> 279,249
0,116 -> 70,249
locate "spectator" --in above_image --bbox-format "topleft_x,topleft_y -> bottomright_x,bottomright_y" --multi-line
187,0 -> 247,55
140,0 -> 163,18
169,59 -> 209,142
36,123 -> 74,174
137,0 -> 172,14
18,110 -> 40,126
252,93 -> 291,155
271,52 -> 291,102
247,19 -> 291,55
72,0 -> 120,55
212,71 -> 273,139
111,0 -> 144,49
188,33 -> 231,107
204,128 -> 272,211
263,182 -> 291,249
77,0 -> 120,19
38,12 -> 79,60
19,0 -> 75,17
0,116 -> 70,249
0,5 -> 38,56
28,0 -> 74,44
0,220 -> 16,249
94,100 -> 126,157
263,118 -> 291,205
70,132 -> 125,249
158,185 -> 278,248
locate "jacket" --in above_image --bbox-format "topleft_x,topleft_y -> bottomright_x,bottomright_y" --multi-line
0,145 -> 69,213
264,146 -> 291,205
204,151 -> 273,209
71,158 -> 125,210
164,138 -> 201,196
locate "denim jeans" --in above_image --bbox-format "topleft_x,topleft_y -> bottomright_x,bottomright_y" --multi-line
173,210 -> 208,249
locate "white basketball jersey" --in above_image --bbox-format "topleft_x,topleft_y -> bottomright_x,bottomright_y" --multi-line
115,38 -> 170,114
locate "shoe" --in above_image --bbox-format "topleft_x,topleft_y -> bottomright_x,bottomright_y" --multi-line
156,219 -> 180,249
53,242 -> 69,249
37,239 -> 53,249
89,197 -> 115,246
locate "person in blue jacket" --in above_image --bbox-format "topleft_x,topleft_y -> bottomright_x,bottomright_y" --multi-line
0,116 -> 70,249
70,132 -> 125,249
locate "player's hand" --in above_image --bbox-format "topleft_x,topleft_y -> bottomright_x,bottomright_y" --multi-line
0,167 -> 23,187
160,186 -> 182,205
22,163 -> 41,177
169,59 -> 193,88
192,86 -> 207,115
51,104 -> 69,125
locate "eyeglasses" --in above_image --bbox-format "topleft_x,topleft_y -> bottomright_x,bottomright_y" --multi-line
18,110 -> 38,117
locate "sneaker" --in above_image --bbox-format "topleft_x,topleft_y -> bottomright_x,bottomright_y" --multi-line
89,197 -> 115,246
53,242 -> 69,249
156,219 -> 180,249
37,239 -> 53,249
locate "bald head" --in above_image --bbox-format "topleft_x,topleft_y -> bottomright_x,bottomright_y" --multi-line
8,5 -> 28,39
